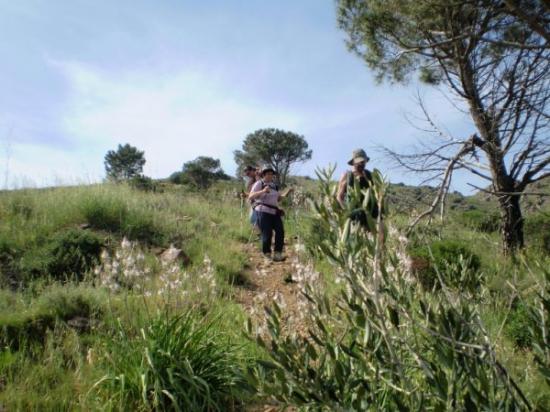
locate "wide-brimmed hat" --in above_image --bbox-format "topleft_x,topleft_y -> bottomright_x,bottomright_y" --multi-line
260,166 -> 277,176
347,148 -> 370,166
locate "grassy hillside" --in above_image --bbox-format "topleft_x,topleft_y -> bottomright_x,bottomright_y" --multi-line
0,177 -> 548,410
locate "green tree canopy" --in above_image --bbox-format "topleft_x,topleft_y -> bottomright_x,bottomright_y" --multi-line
234,128 -> 312,187
104,143 -> 146,181
170,156 -> 229,189
337,0 -> 549,254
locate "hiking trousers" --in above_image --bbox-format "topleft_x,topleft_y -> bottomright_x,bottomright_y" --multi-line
257,211 -> 284,254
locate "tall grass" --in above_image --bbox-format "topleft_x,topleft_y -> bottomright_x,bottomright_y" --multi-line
95,310 -> 250,411
0,181 -> 255,410
3,178 -> 546,410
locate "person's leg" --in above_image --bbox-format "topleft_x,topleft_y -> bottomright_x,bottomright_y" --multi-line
258,212 -> 273,255
250,209 -> 261,238
273,215 -> 284,253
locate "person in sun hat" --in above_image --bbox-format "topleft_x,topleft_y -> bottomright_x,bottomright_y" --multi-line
242,165 -> 261,233
248,165 -> 292,262
243,165 -> 258,193
336,148 -> 379,230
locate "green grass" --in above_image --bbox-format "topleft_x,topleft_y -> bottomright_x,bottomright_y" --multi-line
1,179 -> 549,410
0,284 -> 107,348
95,310 -> 251,411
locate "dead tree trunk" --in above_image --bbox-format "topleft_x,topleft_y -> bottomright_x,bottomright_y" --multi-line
498,193 -> 524,255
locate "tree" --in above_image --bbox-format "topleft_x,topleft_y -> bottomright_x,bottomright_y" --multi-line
337,0 -> 550,254
234,128 -> 312,187
104,143 -> 146,181
172,156 -> 229,189
497,0 -> 550,45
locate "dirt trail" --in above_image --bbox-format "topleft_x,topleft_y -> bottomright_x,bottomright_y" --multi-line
234,237 -> 309,337
234,237 -> 307,412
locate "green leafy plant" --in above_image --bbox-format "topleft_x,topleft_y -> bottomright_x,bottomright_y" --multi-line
19,229 -> 104,281
0,285 -> 105,348
82,196 -> 166,245
129,175 -> 157,192
524,213 -> 550,253
408,239 -> 482,291
505,299 -> 534,349
81,196 -> 127,233
95,311 -> 248,411
527,266 -> 550,388
458,209 -> 500,233
247,167 -> 533,411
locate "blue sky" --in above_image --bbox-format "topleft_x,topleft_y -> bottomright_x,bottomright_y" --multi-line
0,0 -> 478,192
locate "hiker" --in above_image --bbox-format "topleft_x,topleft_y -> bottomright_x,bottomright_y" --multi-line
336,148 -> 380,230
248,166 -> 292,262
242,165 -> 261,231
243,165 -> 258,194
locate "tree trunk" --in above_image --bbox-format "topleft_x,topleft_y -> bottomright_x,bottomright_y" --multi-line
498,193 -> 524,255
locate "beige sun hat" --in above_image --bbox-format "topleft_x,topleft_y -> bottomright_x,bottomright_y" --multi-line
347,148 -> 370,165
260,165 -> 277,176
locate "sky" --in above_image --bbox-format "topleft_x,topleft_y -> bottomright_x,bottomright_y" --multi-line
0,0 -> 479,192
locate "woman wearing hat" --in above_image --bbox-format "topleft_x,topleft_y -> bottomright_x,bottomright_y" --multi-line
337,148 -> 379,229
248,166 -> 289,262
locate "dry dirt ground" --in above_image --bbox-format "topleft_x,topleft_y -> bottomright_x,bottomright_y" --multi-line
234,236 -> 308,412
234,237 -> 310,338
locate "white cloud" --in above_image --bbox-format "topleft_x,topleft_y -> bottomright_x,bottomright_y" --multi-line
1,141 -> 102,189
55,60 -> 303,178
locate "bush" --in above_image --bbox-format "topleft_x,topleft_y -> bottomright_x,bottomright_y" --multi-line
19,229 -> 104,281
0,238 -> 19,287
129,175 -> 157,192
8,195 -> 34,219
81,197 -> 127,233
96,311 -> 247,411
82,196 -> 167,245
0,285 -> 105,348
248,169 -> 532,411
123,212 -> 166,245
409,239 -> 482,291
458,209 -> 500,232
505,299 -> 533,349
524,212 -> 550,253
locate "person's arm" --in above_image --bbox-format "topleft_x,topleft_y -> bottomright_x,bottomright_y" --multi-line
278,187 -> 294,200
336,173 -> 348,208
248,182 -> 270,201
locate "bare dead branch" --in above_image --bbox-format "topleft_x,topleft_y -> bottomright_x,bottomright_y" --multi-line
467,183 -> 550,196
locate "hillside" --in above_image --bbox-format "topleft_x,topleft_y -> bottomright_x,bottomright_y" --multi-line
0,180 -> 548,410
469,176 -> 550,214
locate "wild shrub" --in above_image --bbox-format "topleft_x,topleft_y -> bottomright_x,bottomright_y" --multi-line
247,168 -> 534,411
19,228 -> 104,281
408,239 -> 481,291
0,238 -> 19,287
505,299 -> 534,349
8,195 -> 34,219
81,196 -> 167,245
122,210 -> 166,245
458,209 -> 500,233
524,212 -> 550,253
95,311 -> 248,411
527,268 -> 550,388
303,214 -> 335,258
129,175 -> 157,192
81,196 -> 127,233
0,285 -> 105,348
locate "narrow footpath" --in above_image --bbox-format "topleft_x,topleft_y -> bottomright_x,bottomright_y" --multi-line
234,236 -> 312,339
234,236 -> 312,412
